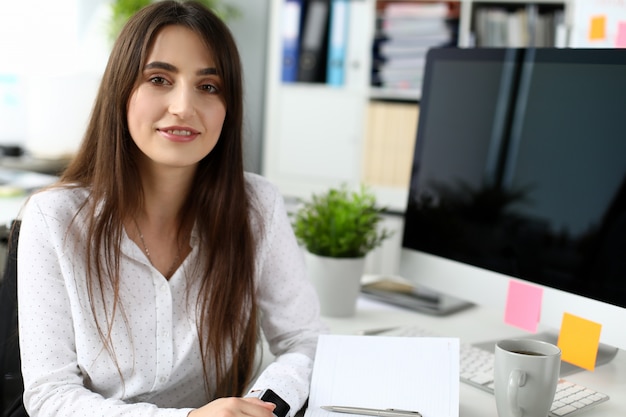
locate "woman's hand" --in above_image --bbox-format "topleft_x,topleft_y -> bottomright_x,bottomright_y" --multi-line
188,397 -> 277,417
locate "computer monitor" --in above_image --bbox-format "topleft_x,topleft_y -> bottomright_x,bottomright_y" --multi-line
399,48 -> 626,365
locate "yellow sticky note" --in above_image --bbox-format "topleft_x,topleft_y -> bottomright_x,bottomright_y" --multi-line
557,313 -> 602,371
589,16 -> 606,41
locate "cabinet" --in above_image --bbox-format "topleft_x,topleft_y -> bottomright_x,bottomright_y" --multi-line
262,0 -> 376,204
262,0 -> 573,212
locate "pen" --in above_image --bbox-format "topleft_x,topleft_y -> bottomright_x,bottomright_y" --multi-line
357,327 -> 399,336
321,406 -> 422,417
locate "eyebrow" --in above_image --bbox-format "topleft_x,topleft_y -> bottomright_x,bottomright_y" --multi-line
144,61 -> 218,76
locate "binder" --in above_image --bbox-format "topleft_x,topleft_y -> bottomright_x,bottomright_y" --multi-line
344,0 -> 369,89
298,0 -> 331,83
280,0 -> 304,82
326,0 -> 349,86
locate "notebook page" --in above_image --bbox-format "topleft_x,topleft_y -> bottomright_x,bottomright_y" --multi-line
304,335 -> 459,417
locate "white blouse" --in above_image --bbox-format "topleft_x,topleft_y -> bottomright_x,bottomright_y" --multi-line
17,172 -> 327,417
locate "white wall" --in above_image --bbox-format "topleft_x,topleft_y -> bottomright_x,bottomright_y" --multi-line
0,0 -> 109,156
223,0 -> 270,174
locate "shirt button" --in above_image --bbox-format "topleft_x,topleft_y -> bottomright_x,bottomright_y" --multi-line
160,377 -> 167,383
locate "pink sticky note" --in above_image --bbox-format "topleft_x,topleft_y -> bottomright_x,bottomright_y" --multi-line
616,21 -> 626,48
504,280 -> 543,332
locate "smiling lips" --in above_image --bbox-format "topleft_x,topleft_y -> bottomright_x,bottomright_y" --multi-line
158,126 -> 200,142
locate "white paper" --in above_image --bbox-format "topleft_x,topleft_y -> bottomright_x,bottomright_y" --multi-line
305,335 -> 459,417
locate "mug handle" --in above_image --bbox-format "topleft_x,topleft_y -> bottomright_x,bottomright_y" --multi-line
508,369 -> 527,417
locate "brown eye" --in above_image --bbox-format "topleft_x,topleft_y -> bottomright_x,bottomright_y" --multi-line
149,76 -> 169,86
199,83 -> 219,94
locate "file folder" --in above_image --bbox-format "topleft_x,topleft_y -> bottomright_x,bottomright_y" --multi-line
298,0 -> 331,83
280,0 -> 304,82
326,0 -> 349,86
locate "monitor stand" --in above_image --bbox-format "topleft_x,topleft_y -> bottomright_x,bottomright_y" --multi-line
473,331 -> 619,376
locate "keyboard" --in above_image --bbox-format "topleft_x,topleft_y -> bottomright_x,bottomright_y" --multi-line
375,325 -> 610,417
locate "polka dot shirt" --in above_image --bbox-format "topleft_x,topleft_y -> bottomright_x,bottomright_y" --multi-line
17,172 -> 328,417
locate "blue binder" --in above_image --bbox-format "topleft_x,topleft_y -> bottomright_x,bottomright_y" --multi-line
281,0 -> 304,83
326,0 -> 349,86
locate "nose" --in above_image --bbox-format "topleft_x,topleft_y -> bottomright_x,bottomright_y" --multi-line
168,85 -> 196,119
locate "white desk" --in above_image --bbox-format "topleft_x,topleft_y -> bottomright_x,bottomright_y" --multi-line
0,196 -> 26,226
0,166 -> 58,226
321,297 -> 626,417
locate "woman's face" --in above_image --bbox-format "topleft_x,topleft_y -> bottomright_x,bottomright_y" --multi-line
127,25 -> 226,172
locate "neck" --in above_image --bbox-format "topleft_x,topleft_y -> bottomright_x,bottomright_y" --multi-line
138,158 -> 196,216
128,167 -> 196,278
130,212 -> 191,279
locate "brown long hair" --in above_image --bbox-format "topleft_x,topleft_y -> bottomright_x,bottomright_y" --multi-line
60,0 -> 258,398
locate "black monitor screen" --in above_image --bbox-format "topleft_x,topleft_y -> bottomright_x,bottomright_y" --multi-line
403,48 -> 626,308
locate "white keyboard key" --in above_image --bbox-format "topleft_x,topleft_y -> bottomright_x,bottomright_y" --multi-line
551,401 -> 565,410
552,405 -> 577,416
590,393 -> 608,401
469,372 -> 493,385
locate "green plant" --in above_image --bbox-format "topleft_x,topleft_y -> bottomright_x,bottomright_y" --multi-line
109,0 -> 241,41
292,185 -> 393,258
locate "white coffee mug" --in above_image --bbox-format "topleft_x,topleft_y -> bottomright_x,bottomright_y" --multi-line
494,339 -> 561,417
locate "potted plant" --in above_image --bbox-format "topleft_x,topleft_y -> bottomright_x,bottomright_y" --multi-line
108,0 -> 240,40
292,185 -> 392,317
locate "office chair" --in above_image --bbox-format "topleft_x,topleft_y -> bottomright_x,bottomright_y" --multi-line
0,220 -> 28,417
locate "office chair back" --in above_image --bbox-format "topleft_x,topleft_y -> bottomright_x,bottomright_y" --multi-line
0,221 -> 28,417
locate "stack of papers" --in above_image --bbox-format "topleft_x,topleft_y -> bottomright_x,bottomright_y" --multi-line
0,168 -> 57,193
305,335 -> 459,417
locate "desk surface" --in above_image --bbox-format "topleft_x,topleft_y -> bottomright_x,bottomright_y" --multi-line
321,297 -> 626,417
0,196 -> 26,226
0,167 -> 58,226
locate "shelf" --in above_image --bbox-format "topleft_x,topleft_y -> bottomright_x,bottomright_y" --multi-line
263,0 -> 576,214
369,87 -> 421,102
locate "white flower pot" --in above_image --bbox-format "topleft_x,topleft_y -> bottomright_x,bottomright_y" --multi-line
304,251 -> 366,318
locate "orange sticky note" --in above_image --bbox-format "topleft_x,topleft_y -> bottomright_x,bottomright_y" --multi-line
589,16 -> 606,41
504,280 -> 542,333
557,313 -> 602,371
616,21 -> 626,48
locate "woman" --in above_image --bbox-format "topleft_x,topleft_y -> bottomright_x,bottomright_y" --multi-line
17,2 -> 326,417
